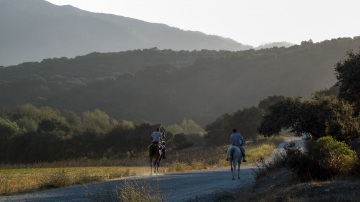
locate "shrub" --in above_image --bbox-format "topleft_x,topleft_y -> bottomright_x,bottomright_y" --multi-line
116,180 -> 164,202
307,136 -> 358,178
172,133 -> 193,149
253,151 -> 287,179
40,169 -> 70,188
167,161 -> 189,172
283,141 -> 313,181
288,136 -> 358,181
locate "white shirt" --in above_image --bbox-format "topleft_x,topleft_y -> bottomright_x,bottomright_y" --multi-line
151,131 -> 162,142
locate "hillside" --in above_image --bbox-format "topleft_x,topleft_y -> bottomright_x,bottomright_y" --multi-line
0,0 -> 251,66
1,37 -> 360,125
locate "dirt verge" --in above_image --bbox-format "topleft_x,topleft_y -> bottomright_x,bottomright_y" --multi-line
232,167 -> 360,202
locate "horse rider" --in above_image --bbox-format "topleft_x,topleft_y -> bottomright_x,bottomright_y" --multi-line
228,128 -> 247,162
150,127 -> 167,159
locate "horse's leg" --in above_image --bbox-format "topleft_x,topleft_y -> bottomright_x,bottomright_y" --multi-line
154,161 -> 157,173
158,156 -> 162,172
237,161 -> 241,179
150,157 -> 153,175
231,161 -> 235,180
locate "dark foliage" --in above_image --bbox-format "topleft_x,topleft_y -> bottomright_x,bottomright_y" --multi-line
1,37 -> 360,126
0,105 -> 173,164
258,96 -> 360,142
172,133 -> 193,149
205,107 -> 263,146
284,137 -> 358,181
336,49 -> 360,114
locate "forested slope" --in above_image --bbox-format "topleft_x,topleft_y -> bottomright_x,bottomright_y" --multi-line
1,37 -> 360,125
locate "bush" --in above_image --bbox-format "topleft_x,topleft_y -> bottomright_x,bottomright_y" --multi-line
283,141 -> 313,181
40,169 -> 70,188
173,133 -> 193,149
116,180 -> 164,202
287,136 -> 358,181
307,136 -> 358,178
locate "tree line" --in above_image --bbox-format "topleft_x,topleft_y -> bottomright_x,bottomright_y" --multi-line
1,37 -> 360,126
0,104 -> 207,163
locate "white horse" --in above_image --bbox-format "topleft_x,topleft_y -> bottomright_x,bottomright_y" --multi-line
226,146 -> 242,180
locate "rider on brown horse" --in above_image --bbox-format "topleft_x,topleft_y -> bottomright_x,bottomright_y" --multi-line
150,127 -> 167,159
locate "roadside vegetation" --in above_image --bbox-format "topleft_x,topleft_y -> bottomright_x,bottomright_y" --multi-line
232,138 -> 360,202
0,135 -> 284,196
223,49 -> 360,201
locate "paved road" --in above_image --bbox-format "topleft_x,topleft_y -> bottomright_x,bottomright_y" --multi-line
1,137 -> 302,202
0,166 -> 255,202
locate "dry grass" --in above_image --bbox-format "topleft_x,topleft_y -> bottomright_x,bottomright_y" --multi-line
167,135 -> 286,172
116,180 -> 164,202
0,166 -> 148,195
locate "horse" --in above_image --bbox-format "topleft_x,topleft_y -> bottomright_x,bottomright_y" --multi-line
149,143 -> 163,174
226,145 -> 243,180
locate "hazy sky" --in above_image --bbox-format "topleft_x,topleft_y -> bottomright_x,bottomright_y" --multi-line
46,0 -> 360,46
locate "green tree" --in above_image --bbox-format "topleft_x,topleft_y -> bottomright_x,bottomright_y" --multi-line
0,117 -> 21,138
204,113 -> 233,146
0,107 -> 12,119
15,103 -> 41,121
16,117 -> 38,132
173,133 -> 193,149
180,118 -> 205,135
37,118 -> 70,134
82,109 -> 115,135
0,117 -> 22,161
258,95 -> 287,115
258,96 -> 360,142
167,118 -> 205,136
232,107 -> 263,142
335,49 -> 360,113
258,97 -> 302,137
62,110 -> 82,128
205,107 -> 263,145
166,124 -> 184,135
102,120 -> 135,153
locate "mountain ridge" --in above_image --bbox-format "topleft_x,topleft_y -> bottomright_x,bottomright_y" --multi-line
0,0 -> 252,66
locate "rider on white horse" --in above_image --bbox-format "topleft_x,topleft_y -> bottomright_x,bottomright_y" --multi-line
227,128 -> 247,162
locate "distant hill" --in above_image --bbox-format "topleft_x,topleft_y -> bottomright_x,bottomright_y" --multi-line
255,42 -> 295,50
0,0 -> 252,66
1,37 -> 360,126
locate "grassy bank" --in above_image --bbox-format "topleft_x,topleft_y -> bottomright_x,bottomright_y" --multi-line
0,166 -> 150,196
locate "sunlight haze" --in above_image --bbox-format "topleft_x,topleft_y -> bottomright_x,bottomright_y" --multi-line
45,0 -> 360,46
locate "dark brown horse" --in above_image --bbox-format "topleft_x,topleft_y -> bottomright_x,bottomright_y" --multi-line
149,143 -> 163,174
